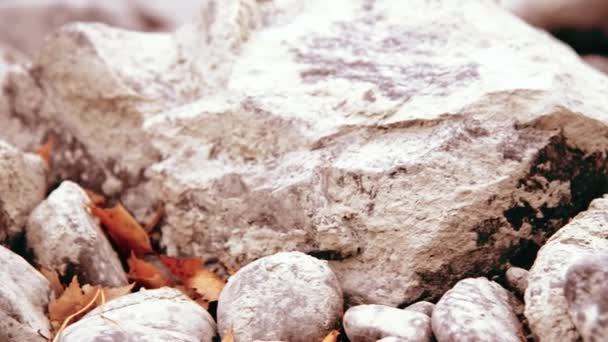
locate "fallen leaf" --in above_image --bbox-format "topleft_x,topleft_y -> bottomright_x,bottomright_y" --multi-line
49,277 -> 97,324
85,189 -> 106,206
159,255 -> 203,283
144,205 -> 164,233
40,267 -> 64,298
222,326 -> 235,342
128,252 -> 172,289
89,203 -> 153,255
321,329 -> 340,342
33,136 -> 54,166
186,269 -> 225,303
82,283 -> 135,306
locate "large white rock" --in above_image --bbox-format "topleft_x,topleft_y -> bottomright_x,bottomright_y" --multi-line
525,197 -> 608,341
343,304 -> 432,342
0,245 -> 51,342
0,140 -> 47,244
144,0 -> 608,306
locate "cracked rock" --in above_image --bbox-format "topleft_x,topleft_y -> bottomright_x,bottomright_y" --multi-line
525,196 -> 608,341
26,181 -> 127,287
57,287 -> 216,342
564,254 -> 608,342
432,277 -> 524,342
217,252 -> 343,342
0,140 -> 47,245
147,0 -> 608,306
343,304 -> 432,342
0,245 -> 51,342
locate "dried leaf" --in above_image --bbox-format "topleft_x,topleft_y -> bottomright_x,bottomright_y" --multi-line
321,329 -> 340,342
89,203 -> 153,255
222,326 -> 235,342
49,277 -> 98,324
128,252 -> 172,289
159,255 -> 203,283
82,283 -> 134,306
186,269 -> 225,303
33,136 -> 54,165
144,205 -> 164,233
40,267 -> 64,298
85,189 -> 106,206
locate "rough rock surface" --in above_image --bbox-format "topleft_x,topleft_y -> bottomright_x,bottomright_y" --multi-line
502,0 -> 608,30
58,287 -> 216,342
27,181 -> 127,287
525,197 -> 608,341
217,252 -> 343,342
0,245 -> 51,342
0,140 -> 47,244
343,304 -> 432,342
564,254 -> 608,342
143,0 -> 608,306
506,266 -> 529,296
432,277 -> 524,342
404,301 -> 435,317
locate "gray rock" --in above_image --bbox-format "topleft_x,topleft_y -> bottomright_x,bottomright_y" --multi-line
506,266 -> 529,296
343,304 -> 432,342
27,181 -> 127,287
564,254 -> 608,342
58,287 -> 216,342
0,245 -> 51,342
502,0 -> 608,30
0,140 -> 47,244
377,338 -> 410,342
432,277 -> 524,342
217,252 -> 343,342
404,301 -> 435,317
525,197 -> 608,341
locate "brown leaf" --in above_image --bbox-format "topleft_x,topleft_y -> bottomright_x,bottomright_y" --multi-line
33,136 -> 54,166
40,267 -> 64,298
48,277 -> 97,324
84,189 -> 106,206
321,329 -> 340,342
159,255 -> 203,283
222,326 -> 235,342
89,203 -> 153,255
144,205 -> 164,233
186,269 -> 225,303
127,252 -> 172,289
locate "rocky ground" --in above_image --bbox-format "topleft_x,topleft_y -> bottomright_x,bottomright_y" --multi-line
1,0 -> 608,341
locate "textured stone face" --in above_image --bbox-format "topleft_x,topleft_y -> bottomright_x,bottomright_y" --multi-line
58,287 -> 217,342
506,267 -> 529,297
431,277 -> 524,342
343,304 -> 432,342
217,252 -> 343,342
26,181 -> 128,287
525,197 -> 608,342
0,245 -> 51,342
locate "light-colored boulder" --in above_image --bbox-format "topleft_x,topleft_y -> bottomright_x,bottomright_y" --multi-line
564,254 -> 608,342
343,304 -> 432,342
27,181 -> 127,287
404,301 -> 435,317
217,252 -> 343,342
0,245 -> 51,342
0,140 -> 46,244
506,266 -> 529,296
432,277 -> 524,342
503,0 -> 608,30
58,287 -> 216,342
525,197 -> 608,341
145,0 -> 608,306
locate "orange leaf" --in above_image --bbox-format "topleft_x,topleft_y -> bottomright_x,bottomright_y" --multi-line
33,136 -> 54,165
84,189 -> 106,206
159,255 -> 204,283
186,269 -> 225,303
222,326 -> 235,342
144,205 -> 164,233
321,329 -> 340,342
48,277 -> 97,324
128,252 -> 172,289
89,203 -> 153,255
40,267 -> 64,298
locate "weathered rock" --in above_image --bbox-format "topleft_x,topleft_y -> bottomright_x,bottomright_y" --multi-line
217,252 -> 343,342
404,301 -> 435,317
0,140 -> 47,244
377,338 -> 410,342
58,287 -> 216,342
146,0 -> 608,306
432,277 -> 524,342
503,0 -> 608,30
564,254 -> 608,341
506,266 -> 529,296
583,55 -> 608,75
525,197 -> 608,341
0,245 -> 51,342
27,181 -> 127,287
343,304 -> 432,342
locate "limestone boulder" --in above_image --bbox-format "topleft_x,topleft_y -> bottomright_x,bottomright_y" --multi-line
343,304 -> 432,342
144,0 -> 608,306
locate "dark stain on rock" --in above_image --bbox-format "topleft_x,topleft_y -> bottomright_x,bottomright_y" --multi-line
474,218 -> 502,246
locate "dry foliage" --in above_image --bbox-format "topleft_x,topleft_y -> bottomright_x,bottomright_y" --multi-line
222,326 -> 235,342
89,203 -> 153,255
321,329 -> 340,342
127,252 -> 172,289
33,136 -> 54,165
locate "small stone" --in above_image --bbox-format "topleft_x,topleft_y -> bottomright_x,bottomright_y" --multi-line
404,301 -> 435,317
506,266 -> 529,296
217,252 -> 343,342
377,338 -> 410,342
564,254 -> 608,342
58,287 -> 216,342
343,304 -> 432,342
26,181 -> 127,287
432,277 -> 524,342
0,245 -> 51,342
0,140 -> 47,245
